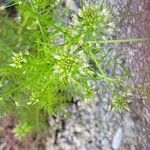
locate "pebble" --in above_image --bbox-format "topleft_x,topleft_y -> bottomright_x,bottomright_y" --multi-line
112,127 -> 123,150
101,138 -> 109,146
65,0 -> 78,12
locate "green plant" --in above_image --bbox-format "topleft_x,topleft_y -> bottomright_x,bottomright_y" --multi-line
13,122 -> 32,139
0,0 -> 140,138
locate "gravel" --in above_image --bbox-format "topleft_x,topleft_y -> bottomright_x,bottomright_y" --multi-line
46,93 -> 138,150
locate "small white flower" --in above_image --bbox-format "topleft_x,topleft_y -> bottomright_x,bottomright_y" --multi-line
0,5 -> 6,11
27,26 -> 31,30
101,36 -> 107,40
74,4 -> 112,38
18,1 -> 23,5
53,54 -> 61,60
108,22 -> 116,28
27,93 -> 39,105
15,102 -> 20,107
9,51 -> 27,69
106,28 -> 114,35
14,16 -> 21,23
102,8 -> 108,14
53,46 -> 91,82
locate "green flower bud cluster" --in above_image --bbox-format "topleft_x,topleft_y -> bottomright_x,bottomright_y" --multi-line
53,46 -> 91,82
79,5 -> 99,30
9,52 -> 27,69
13,123 -> 32,139
74,3 -> 115,38
112,94 -> 129,112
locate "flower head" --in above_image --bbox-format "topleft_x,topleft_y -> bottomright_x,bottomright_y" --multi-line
9,51 -> 27,68
74,3 -> 115,37
78,4 -> 100,30
53,46 -> 90,82
18,1 -> 23,5
112,94 -> 129,112
13,123 -> 32,139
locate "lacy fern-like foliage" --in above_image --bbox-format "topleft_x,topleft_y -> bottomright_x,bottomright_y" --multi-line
0,0 -> 131,138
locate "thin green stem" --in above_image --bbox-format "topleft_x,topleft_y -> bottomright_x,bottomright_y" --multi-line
98,38 -> 150,44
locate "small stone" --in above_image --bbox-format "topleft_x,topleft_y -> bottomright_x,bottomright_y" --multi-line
65,0 -> 78,12
112,127 -> 123,150
101,138 -> 109,145
59,142 -> 73,150
74,124 -> 83,133
73,136 -> 81,147
138,5 -> 142,12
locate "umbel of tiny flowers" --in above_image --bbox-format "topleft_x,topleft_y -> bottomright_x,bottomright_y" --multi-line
112,94 -> 129,112
73,3 -> 115,38
53,45 -> 91,83
9,51 -> 27,68
13,123 -> 32,139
